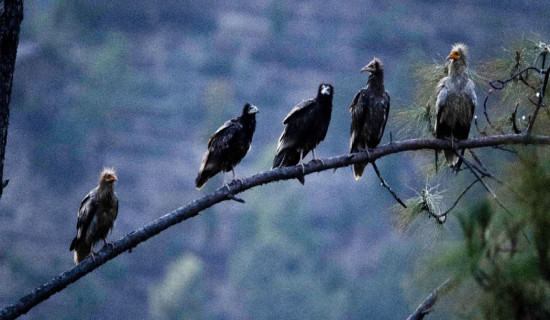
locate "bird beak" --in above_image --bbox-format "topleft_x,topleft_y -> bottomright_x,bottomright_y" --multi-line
108,175 -> 118,182
361,64 -> 374,73
249,105 -> 259,114
447,50 -> 460,60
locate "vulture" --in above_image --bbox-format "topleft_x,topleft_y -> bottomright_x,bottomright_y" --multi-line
350,57 -> 390,179
435,43 -> 477,166
272,83 -> 334,184
70,168 -> 119,264
196,103 -> 258,189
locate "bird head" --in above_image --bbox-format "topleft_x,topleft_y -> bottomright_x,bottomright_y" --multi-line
243,103 -> 259,115
318,83 -> 333,97
447,43 -> 468,62
361,57 -> 384,74
99,168 -> 117,185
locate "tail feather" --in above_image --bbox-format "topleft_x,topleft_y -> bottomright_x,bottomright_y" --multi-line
350,144 -> 367,179
272,149 -> 300,168
195,169 -> 216,190
71,238 -> 92,264
444,150 -> 459,166
273,149 -> 306,184
353,163 -> 367,179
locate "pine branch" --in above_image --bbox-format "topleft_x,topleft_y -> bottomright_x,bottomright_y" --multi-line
1,134 -> 549,319
406,278 -> 452,320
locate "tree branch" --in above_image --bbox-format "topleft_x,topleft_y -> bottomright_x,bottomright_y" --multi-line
1,134 -> 549,319
0,0 -> 24,199
406,278 -> 451,320
371,161 -> 407,208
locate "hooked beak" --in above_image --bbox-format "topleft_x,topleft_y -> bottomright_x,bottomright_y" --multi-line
447,50 -> 460,60
107,175 -> 118,182
248,105 -> 259,114
361,64 -> 375,73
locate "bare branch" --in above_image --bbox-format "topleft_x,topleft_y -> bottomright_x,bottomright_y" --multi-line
406,278 -> 452,320
371,161 -> 407,208
439,178 -> 481,218
1,134 -> 549,319
526,65 -> 550,135
454,151 -> 510,213
489,67 -> 541,90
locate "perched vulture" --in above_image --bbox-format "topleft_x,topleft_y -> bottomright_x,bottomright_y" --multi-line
350,57 -> 390,179
70,168 -> 119,264
272,83 -> 334,184
196,103 -> 258,189
435,43 -> 477,166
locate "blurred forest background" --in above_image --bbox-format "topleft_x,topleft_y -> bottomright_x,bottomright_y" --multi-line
1,0 -> 550,319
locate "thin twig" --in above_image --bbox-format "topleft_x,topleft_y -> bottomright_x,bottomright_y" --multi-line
526,65 -> 550,135
371,161 -> 407,208
468,150 -> 504,184
438,178 -> 481,218
226,193 -> 245,203
454,151 -> 510,213
489,67 -> 541,90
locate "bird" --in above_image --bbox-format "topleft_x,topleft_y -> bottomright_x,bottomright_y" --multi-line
70,168 -> 119,264
196,103 -> 258,189
350,57 -> 390,179
272,83 -> 334,184
435,43 -> 477,166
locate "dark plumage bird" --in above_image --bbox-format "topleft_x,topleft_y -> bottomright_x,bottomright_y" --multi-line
70,168 -> 119,264
435,43 -> 477,166
272,83 -> 333,184
350,57 -> 390,179
196,103 -> 258,189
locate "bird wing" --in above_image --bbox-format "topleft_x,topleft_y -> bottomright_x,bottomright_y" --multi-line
76,188 -> 99,241
283,98 -> 316,124
349,90 -> 365,152
112,193 -> 119,221
199,118 -> 242,172
208,117 -> 240,148
378,91 -> 391,142
434,77 -> 449,136
350,90 -> 361,113
465,78 -> 477,115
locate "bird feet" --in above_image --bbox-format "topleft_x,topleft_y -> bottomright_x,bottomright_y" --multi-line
102,239 -> 114,250
89,250 -> 98,262
310,158 -> 324,165
230,178 -> 243,186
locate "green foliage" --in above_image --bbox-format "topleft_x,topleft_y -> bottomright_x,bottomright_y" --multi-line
149,254 -> 209,320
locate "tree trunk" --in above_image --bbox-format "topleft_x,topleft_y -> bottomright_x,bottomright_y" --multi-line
0,0 -> 24,198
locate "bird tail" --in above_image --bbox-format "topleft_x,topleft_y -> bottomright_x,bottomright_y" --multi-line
272,149 -> 300,168
273,150 -> 305,184
353,163 -> 367,180
444,150 -> 459,167
70,237 -> 91,264
350,144 -> 367,179
195,169 -> 215,190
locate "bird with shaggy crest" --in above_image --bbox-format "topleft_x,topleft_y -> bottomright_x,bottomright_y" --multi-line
196,103 -> 258,189
70,168 -> 119,264
435,43 -> 477,167
350,57 -> 390,179
272,83 -> 333,184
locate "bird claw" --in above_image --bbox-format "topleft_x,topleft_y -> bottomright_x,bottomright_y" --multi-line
231,178 -> 243,186
103,239 -> 114,250
89,250 -> 98,262
310,158 -> 324,165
